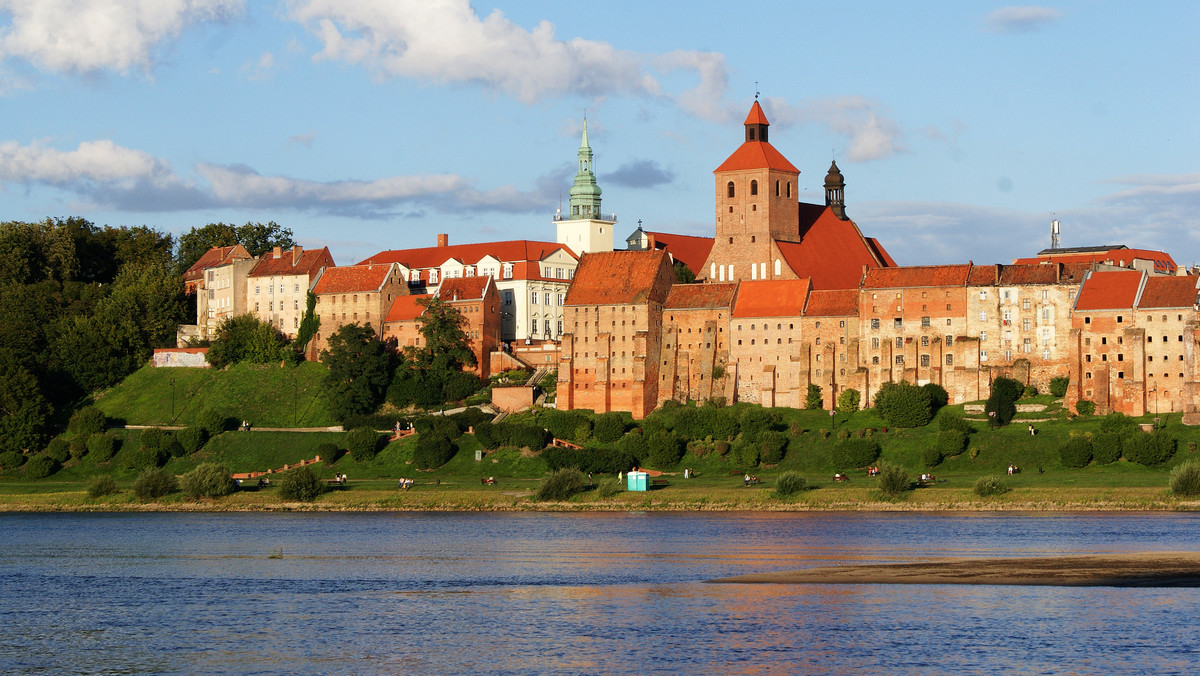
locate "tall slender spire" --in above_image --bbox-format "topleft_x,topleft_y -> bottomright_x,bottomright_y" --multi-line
568,117 -> 602,220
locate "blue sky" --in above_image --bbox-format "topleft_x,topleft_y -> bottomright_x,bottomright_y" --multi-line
1,1 -> 1197,268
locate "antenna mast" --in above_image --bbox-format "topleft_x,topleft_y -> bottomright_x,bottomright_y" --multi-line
1050,216 -> 1060,250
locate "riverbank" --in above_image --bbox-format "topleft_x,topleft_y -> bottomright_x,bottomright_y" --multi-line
707,551 -> 1200,586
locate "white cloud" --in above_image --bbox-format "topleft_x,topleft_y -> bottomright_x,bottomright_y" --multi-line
0,0 -> 243,73
240,51 -> 274,81
984,6 -> 1063,33
763,96 -> 906,162
0,138 -> 171,182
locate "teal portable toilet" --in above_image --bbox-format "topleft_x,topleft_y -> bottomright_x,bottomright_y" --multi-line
627,471 -> 649,491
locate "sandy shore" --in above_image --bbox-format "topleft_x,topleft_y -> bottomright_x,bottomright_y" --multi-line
707,552 -> 1200,587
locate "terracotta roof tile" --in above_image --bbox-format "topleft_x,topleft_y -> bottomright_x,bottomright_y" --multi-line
645,231 -> 715,274
967,264 -> 999,286
1014,248 -> 1178,274
1137,275 -> 1200,309
744,101 -> 770,126
565,250 -> 671,306
664,283 -> 736,309
359,239 -> 577,272
436,276 -> 490,302
384,294 -> 430,323
732,279 -> 811,318
312,263 -> 396,295
183,244 -> 252,281
863,264 -> 972,289
248,247 -> 334,280
1074,270 -> 1144,311
778,207 -> 893,290
804,289 -> 860,317
714,141 -> 800,173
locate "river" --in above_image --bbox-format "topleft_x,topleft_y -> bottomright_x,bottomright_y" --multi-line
1,511 -> 1198,674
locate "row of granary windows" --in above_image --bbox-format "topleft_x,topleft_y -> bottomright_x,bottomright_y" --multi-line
728,180 -> 792,198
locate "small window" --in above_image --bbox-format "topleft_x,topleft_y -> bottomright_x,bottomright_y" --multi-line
945,354 -> 953,366
727,181 -> 735,198
750,180 -> 758,195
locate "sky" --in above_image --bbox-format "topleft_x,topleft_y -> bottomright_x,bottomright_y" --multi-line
1,0 -> 1198,269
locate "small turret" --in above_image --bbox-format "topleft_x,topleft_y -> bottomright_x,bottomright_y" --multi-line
825,160 -> 847,220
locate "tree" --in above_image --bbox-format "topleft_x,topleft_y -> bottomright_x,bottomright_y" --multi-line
0,359 -> 53,453
412,297 -> 475,370
986,376 -> 1022,427
837,388 -> 861,414
293,292 -> 320,357
673,260 -> 696,284
206,314 -> 291,368
174,221 -> 294,274
322,323 -> 397,421
805,383 -> 823,410
874,381 -> 933,428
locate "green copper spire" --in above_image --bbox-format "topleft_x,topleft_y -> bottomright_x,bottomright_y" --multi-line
568,118 -> 603,220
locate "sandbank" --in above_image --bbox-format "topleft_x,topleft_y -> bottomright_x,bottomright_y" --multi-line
707,551 -> 1200,587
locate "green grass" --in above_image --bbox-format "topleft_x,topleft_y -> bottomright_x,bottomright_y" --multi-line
93,362 -> 338,427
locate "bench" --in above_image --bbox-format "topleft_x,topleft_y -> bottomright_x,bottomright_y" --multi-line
652,479 -> 669,487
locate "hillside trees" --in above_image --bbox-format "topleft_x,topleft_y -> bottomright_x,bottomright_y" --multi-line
206,314 -> 291,368
174,221 -> 294,275
388,297 -> 482,408
322,323 -> 398,421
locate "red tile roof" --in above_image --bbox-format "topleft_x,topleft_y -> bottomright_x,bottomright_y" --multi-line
183,244 -> 252,281
714,141 -> 800,173
732,279 -> 811,318
645,231 -> 715,274
804,289 -> 860,317
437,276 -> 490,302
777,206 -> 893,290
359,239 -> 576,269
248,246 -> 334,280
384,294 -> 430,323
866,237 -> 898,267
966,264 -> 998,286
1013,248 -> 1178,274
664,283 -> 737,309
565,250 -> 671,306
863,264 -> 973,289
1074,270 -> 1144,311
744,101 -> 770,126
312,263 -> 396,295
1137,275 -> 1200,309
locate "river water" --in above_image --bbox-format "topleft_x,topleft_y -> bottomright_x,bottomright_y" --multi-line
1,511 -> 1198,674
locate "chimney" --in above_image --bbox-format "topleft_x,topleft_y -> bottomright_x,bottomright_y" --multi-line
292,245 -> 303,265
646,233 -> 657,249
437,233 -> 449,247
272,246 -> 282,259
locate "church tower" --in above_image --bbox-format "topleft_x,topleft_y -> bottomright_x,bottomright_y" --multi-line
824,160 -> 847,220
700,101 -> 801,283
555,118 -> 615,254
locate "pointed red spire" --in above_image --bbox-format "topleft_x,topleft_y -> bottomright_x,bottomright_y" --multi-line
744,101 -> 770,126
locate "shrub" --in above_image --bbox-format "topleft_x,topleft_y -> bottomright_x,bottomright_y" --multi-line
139,427 -> 167,452
805,383 -> 823,410
536,468 -> 588,501
877,463 -> 910,497
277,466 -> 325,501
1092,432 -> 1123,465
837,388 -> 861,414
731,440 -> 759,468
874,381 -> 933,428
318,442 -> 340,464
1170,460 -> 1200,497
1099,413 -> 1140,435
922,446 -> 942,467
1049,376 -> 1070,397
542,446 -> 638,474
1075,400 -> 1096,416
132,468 -> 178,500
500,423 -> 550,450
24,454 -> 60,479
413,434 -> 457,469
935,429 -> 968,457
712,410 -> 740,441
775,471 -> 806,497
758,431 -> 788,465
163,438 -> 187,459
1059,437 -> 1093,468
180,463 -> 235,499
69,437 -> 88,460
739,408 -> 781,443
1023,384 -> 1039,398
572,420 -> 594,444
1124,430 -> 1176,466
936,409 -> 972,434
832,439 -> 881,470
45,438 -> 71,463
122,444 -> 167,470
713,440 -> 730,457
593,413 -> 627,443
86,433 -> 118,462
68,406 -> 107,438
346,426 -> 382,463
596,478 -> 622,498
87,475 -> 118,498
444,371 -> 484,402
0,450 -> 25,470
646,431 -> 685,469
974,475 -> 1011,497
922,384 -> 949,413
985,376 -> 1022,427
197,409 -> 229,437
177,426 -> 207,454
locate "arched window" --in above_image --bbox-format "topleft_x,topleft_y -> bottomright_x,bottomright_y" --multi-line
727,181 -> 735,198
786,182 -> 792,198
750,180 -> 758,196
774,259 -> 782,275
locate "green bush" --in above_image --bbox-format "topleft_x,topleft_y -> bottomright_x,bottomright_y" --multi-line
1123,430 -> 1176,466
473,421 -> 498,449
572,420 -> 594,444
163,438 -> 187,459
985,376 -> 1022,427
1049,376 -> 1070,397
536,468 -> 588,501
758,431 -> 788,465
277,466 -> 326,501
775,471 -> 806,497
69,437 -> 88,460
837,388 -> 861,413
1075,400 -> 1095,416
1170,460 -> 1200,497
646,430 -> 685,469
318,442 -> 340,464
198,409 -> 229,437
45,438 -> 71,463
832,439 -> 881,470
24,454 -> 60,479
936,409 -> 972,434
923,383 -> 949,413
181,463 -> 235,499
176,426 -> 207,454
68,406 -> 108,438
731,440 -> 759,468
413,434 -> 457,469
935,429 -> 968,457
596,477 -> 622,498
86,433 -> 118,462
87,475 -> 118,498
739,408 -> 781,443
712,409 -> 740,440
877,463 -> 910,497
139,427 -> 167,452
1092,432 -> 1123,465
542,446 -> 637,474
122,444 -> 167,470
805,383 -> 823,410
874,381 -> 933,428
132,468 -> 178,500
973,475 -> 1011,497
346,426 -> 382,462
1059,437 -> 1093,468
0,450 -> 25,470
922,446 -> 942,468
1099,413 -> 1140,435
1023,384 -> 1038,398
593,413 -> 627,443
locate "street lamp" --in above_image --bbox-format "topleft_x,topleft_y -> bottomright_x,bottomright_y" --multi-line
1150,386 -> 1159,424
830,407 -> 836,429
